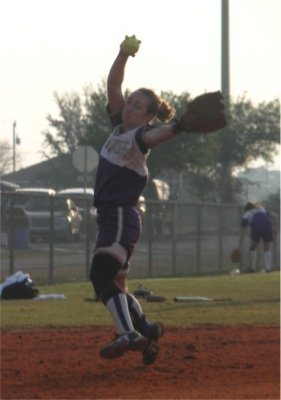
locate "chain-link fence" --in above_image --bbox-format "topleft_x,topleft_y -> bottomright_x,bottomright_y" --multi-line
1,192 -> 279,284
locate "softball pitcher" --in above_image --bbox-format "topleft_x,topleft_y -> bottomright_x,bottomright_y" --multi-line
89,35 -> 226,363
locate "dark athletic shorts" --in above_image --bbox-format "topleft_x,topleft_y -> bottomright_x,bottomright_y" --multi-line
95,206 -> 141,267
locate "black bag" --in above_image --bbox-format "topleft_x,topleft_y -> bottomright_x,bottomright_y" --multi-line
1,278 -> 39,299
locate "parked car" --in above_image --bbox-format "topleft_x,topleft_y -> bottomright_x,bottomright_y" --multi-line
57,187 -> 96,239
10,188 -> 56,208
0,180 -> 20,193
25,196 -> 82,241
24,195 -> 82,242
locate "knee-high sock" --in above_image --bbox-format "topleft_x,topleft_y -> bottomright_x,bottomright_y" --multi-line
264,251 -> 272,271
126,292 -> 151,336
106,293 -> 134,335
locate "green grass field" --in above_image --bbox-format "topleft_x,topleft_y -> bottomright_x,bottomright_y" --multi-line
1,272 -> 280,329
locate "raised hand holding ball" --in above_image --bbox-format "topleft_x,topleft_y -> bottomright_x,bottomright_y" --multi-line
120,35 -> 141,57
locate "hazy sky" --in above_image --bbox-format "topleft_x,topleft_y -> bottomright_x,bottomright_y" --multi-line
1,0 -> 280,170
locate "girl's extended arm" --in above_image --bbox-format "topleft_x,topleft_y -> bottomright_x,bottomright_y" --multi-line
107,51 -> 129,113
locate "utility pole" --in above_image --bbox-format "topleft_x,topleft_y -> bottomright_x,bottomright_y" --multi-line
221,0 -> 230,99
12,121 -> 20,172
219,0 -> 232,204
13,121 -> 16,172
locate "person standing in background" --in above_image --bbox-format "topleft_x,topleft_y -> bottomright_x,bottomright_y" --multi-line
239,201 -> 277,272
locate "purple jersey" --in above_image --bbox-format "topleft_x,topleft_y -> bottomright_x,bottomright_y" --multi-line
241,206 -> 273,243
94,112 -> 150,209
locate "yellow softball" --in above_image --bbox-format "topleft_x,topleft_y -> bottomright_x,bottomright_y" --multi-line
120,35 -> 141,56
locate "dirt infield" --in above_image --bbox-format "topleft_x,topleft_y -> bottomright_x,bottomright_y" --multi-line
1,326 -> 280,400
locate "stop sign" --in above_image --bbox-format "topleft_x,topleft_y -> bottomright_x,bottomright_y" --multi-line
72,146 -> 98,173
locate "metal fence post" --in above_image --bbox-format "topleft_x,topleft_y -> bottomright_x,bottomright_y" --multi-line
218,205 -> 223,272
8,196 -> 15,275
196,204 -> 201,275
147,203 -> 153,277
85,200 -> 91,279
48,196 -> 54,283
171,201 -> 177,276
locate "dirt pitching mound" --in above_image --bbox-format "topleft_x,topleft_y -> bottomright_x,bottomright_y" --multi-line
1,325 -> 279,399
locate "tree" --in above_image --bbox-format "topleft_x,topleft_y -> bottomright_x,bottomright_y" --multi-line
0,141 -> 12,175
81,81 -> 112,152
42,91 -> 85,158
263,190 -> 280,209
216,96 -> 280,202
0,140 -> 21,175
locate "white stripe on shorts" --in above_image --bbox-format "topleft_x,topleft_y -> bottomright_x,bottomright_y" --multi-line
94,207 -> 128,266
115,207 -> 123,242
